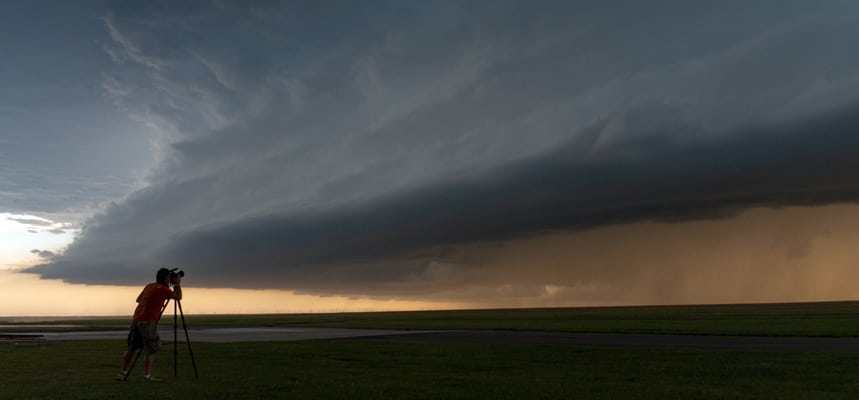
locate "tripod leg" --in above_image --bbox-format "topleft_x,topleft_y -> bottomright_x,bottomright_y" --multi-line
174,298 -> 178,377
125,349 -> 142,379
176,299 -> 199,378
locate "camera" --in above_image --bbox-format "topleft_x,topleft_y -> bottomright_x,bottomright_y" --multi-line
168,268 -> 184,285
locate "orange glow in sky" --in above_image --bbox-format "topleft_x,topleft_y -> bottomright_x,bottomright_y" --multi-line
0,270 -> 469,317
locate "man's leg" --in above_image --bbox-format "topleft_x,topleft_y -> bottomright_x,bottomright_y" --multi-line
139,321 -> 161,380
144,354 -> 156,377
120,350 -> 135,371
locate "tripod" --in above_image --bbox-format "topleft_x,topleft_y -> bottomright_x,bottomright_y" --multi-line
126,298 -> 199,379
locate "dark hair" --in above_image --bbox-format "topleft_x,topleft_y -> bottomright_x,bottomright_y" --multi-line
156,268 -> 171,284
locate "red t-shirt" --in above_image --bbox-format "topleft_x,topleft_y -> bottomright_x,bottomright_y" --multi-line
132,283 -> 175,322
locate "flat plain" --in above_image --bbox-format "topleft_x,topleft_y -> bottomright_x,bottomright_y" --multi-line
2,301 -> 859,399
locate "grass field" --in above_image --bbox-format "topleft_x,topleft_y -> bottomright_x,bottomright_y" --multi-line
2,339 -> 859,399
187,301 -> 859,336
7,301 -> 859,336
3,302 -> 859,399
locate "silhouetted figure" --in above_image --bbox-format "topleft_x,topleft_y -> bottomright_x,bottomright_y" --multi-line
116,267 -> 182,382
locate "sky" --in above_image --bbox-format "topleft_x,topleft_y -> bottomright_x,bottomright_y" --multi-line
3,1 -> 859,316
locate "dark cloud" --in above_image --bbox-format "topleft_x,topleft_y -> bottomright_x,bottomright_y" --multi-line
30,249 -> 55,259
154,103 -> 859,287
25,103 -> 859,290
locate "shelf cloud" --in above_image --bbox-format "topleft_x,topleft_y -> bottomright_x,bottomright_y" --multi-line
21,1 -> 859,305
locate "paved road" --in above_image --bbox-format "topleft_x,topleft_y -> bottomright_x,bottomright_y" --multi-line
5,328 -> 859,351
0,327 -> 443,343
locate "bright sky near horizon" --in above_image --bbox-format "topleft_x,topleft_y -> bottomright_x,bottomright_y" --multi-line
3,1 -> 859,316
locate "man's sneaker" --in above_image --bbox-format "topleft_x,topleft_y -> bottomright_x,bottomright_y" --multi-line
115,371 -> 128,381
143,375 -> 162,382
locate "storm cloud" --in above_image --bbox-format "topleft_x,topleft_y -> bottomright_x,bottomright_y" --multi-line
21,1 -> 859,303
30,249 -> 56,259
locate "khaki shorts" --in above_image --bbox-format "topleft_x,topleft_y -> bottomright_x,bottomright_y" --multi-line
127,321 -> 161,355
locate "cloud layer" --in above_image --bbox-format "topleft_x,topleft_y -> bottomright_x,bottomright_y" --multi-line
0,2 -> 154,223
23,1 -> 859,304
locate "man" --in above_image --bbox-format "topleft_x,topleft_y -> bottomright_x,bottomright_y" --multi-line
116,267 -> 182,382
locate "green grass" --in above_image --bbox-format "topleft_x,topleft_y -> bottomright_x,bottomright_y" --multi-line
4,303 -> 859,399
193,301 -> 859,336
2,339 -> 859,399
12,301 -> 859,336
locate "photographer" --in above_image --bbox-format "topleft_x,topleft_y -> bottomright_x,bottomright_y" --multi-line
116,267 -> 182,382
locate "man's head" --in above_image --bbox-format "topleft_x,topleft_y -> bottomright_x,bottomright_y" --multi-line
156,268 -> 171,285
